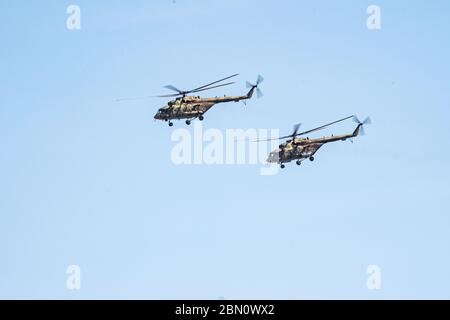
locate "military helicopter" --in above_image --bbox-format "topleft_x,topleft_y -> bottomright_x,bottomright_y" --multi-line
155,74 -> 264,126
261,115 -> 371,168
118,74 -> 264,126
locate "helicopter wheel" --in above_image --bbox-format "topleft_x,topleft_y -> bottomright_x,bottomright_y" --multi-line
199,115 -> 204,121
164,119 -> 168,122
296,160 -> 301,166
280,164 -> 285,169
309,156 -> 314,162
168,122 -> 173,127
185,120 -> 191,125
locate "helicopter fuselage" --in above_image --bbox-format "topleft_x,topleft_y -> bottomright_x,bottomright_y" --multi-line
154,97 -> 215,121
267,124 -> 363,164
154,88 -> 255,122
267,141 -> 324,164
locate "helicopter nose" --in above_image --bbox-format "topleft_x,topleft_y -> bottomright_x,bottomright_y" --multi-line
267,152 -> 278,163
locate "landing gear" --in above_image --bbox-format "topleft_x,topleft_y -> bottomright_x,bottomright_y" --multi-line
199,115 -> 204,121
185,120 -> 191,125
168,122 -> 173,127
280,164 -> 285,169
296,160 -> 301,166
309,156 -> 314,162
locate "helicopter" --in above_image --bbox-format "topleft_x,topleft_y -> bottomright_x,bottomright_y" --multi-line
118,74 -> 264,126
155,74 -> 264,126
261,115 -> 371,168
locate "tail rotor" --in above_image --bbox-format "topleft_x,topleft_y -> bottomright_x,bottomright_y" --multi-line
246,75 -> 264,98
352,116 -> 371,136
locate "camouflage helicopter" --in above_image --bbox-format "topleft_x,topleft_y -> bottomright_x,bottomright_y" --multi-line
118,74 -> 264,126
154,74 -> 263,126
261,115 -> 371,168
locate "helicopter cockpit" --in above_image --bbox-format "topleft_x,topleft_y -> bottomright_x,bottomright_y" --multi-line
154,106 -> 170,120
267,150 -> 280,163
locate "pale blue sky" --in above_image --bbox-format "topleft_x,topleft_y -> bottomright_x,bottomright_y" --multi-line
1,0 -> 450,299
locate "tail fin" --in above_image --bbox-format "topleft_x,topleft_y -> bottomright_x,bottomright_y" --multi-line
246,85 -> 257,99
352,124 -> 363,137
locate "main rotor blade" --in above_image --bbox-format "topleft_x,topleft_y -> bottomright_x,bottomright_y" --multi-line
163,85 -> 183,93
292,123 -> 301,137
190,82 -> 235,94
260,115 -> 354,141
115,95 -> 154,102
253,116 -> 354,143
155,93 -> 183,98
190,74 -> 239,93
294,115 -> 354,137
157,81 -> 236,97
253,136 -> 282,142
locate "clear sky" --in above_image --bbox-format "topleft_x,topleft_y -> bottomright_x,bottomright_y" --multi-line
1,0 -> 450,299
